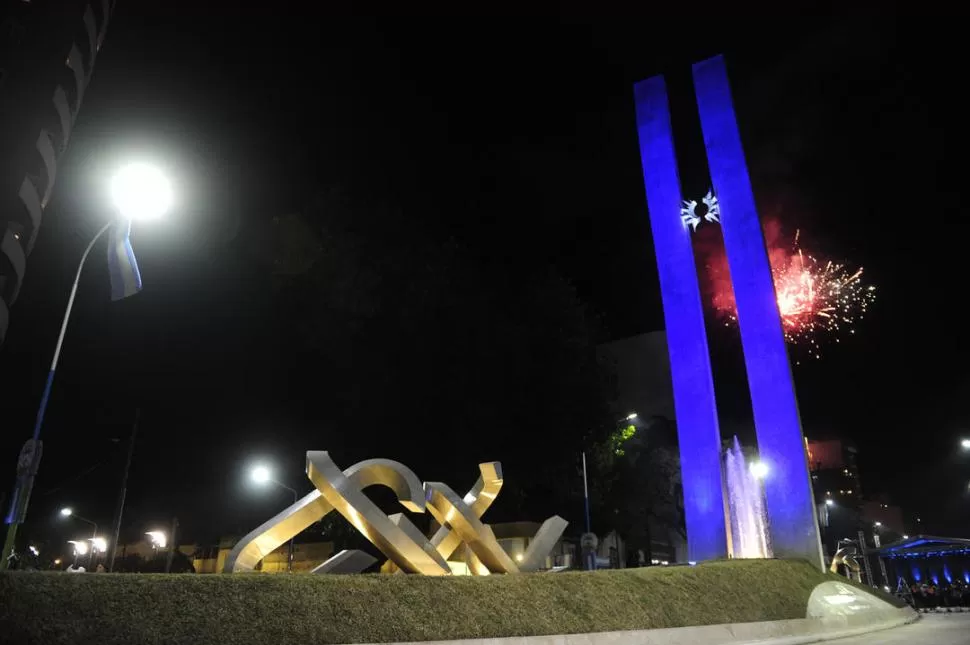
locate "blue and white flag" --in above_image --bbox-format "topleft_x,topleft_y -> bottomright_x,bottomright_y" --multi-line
107,219 -> 143,301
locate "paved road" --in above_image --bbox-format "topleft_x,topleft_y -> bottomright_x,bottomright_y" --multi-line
828,614 -> 970,644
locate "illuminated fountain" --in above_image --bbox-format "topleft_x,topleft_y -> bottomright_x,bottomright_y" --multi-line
724,436 -> 772,559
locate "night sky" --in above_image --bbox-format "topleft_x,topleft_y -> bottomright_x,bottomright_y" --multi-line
2,9 -> 969,552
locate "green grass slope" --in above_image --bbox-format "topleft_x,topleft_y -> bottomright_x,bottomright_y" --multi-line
0,559 -> 854,645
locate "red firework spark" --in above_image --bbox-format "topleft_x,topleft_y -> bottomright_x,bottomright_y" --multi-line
709,227 -> 876,360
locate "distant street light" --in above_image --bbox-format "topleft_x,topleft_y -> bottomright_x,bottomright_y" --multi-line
624,413 -> 638,422
749,461 -> 769,480
67,540 -> 89,566
1,163 -> 172,569
961,438 -> 970,450
251,464 -> 298,571
825,499 -> 835,507
874,521 -> 882,528
60,508 -> 97,565
146,531 -> 167,549
90,537 -> 107,553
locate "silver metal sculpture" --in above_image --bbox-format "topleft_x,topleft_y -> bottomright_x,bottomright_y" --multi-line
224,452 -> 567,575
311,549 -> 377,575
680,189 -> 720,231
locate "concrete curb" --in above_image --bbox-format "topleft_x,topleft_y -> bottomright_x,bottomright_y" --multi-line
353,607 -> 918,645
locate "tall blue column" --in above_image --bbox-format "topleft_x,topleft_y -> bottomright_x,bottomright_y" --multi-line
634,75 -> 728,563
692,55 -> 823,568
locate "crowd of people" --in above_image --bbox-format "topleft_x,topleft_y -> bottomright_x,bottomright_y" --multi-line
905,580 -> 970,609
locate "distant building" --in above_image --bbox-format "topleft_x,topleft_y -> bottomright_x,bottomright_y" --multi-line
0,0 -> 114,342
806,438 -> 864,506
860,497 -> 906,537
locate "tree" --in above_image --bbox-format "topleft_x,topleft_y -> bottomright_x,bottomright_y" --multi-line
589,415 -> 685,565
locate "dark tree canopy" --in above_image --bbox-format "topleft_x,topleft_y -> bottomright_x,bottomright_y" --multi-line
253,190 -> 617,525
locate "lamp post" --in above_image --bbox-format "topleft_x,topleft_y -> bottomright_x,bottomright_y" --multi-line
89,536 -> 107,568
1,163 -> 172,569
252,465 -> 299,571
67,540 -> 89,567
60,508 -> 97,565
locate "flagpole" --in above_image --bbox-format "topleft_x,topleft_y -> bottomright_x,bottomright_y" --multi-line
1,220 -> 115,569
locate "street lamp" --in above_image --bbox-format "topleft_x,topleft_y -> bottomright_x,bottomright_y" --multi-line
251,464 -> 298,572
1,163 -> 172,569
60,508 -> 97,565
67,540 -> 89,566
962,438 -> 970,450
110,163 -> 173,221
749,461 -> 769,480
90,536 -> 107,566
146,531 -> 167,550
825,499 -> 835,507
252,465 -> 271,484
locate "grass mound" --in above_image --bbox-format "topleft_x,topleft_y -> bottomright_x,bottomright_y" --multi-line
0,559 -> 856,645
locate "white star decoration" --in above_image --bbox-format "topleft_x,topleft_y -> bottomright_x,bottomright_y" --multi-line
680,190 -> 720,231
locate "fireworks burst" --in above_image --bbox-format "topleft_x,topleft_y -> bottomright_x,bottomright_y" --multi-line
712,228 -> 876,361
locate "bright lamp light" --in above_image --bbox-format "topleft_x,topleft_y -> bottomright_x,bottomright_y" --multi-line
90,537 -> 107,553
962,438 -> 970,450
68,540 -> 89,556
825,499 -> 834,506
252,465 -> 271,484
110,163 -> 172,220
749,461 -> 769,479
146,531 -> 167,548
59,507 -> 73,517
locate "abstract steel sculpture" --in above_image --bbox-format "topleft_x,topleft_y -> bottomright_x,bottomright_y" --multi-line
224,452 -> 567,575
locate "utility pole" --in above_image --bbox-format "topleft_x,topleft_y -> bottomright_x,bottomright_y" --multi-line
108,408 -> 139,572
164,516 -> 179,573
581,452 -> 591,534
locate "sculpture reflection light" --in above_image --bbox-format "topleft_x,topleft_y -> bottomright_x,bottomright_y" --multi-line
225,452 -> 566,575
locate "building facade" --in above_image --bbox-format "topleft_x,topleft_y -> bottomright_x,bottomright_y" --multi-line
0,0 -> 114,342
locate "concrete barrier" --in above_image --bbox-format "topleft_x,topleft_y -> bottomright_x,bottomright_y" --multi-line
351,582 -> 919,645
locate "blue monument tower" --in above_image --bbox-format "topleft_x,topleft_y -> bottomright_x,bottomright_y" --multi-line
634,55 -> 824,568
